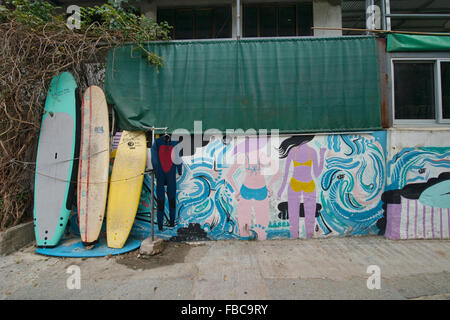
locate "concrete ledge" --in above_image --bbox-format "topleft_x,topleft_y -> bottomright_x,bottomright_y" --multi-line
0,221 -> 35,256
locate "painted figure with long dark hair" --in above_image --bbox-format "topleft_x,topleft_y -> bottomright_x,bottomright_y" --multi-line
277,136 -> 326,238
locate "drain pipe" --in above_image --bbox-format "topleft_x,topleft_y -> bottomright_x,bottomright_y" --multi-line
380,0 -> 386,31
384,0 -> 391,31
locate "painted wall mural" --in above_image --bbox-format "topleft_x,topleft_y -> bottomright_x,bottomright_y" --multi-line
382,147 -> 450,240
134,131 -> 389,241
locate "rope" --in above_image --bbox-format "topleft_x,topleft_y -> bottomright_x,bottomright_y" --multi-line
6,130 -> 144,168
20,163 -> 150,184
6,130 -> 152,184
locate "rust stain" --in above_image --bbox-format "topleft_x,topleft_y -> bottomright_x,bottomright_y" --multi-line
435,250 -> 447,258
380,72 -> 390,128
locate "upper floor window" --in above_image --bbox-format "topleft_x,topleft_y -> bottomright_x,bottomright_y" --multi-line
243,3 -> 313,38
392,59 -> 450,124
157,6 -> 232,39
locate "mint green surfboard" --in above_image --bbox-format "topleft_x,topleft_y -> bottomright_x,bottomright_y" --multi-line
34,72 -> 80,247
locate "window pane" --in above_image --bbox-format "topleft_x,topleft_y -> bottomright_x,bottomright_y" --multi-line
441,62 -> 450,119
260,7 -> 277,37
175,10 -> 194,39
278,6 -> 296,36
214,7 -> 231,38
243,6 -> 258,37
394,62 -> 435,120
298,3 -> 313,36
195,9 -> 213,39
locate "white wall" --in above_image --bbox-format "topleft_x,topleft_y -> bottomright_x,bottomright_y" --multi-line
313,0 -> 342,37
387,128 -> 450,160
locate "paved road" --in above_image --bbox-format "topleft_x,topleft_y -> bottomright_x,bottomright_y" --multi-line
0,236 -> 449,300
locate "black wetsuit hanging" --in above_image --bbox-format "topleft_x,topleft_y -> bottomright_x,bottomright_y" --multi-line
151,135 -> 182,230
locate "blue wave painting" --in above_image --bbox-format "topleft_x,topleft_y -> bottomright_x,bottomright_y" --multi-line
319,132 -> 386,235
387,147 -> 450,191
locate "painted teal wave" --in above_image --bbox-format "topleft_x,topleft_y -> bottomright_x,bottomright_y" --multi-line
387,147 -> 450,190
320,135 -> 385,235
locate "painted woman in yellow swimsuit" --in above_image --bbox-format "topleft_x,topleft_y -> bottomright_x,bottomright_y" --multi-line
277,136 -> 326,238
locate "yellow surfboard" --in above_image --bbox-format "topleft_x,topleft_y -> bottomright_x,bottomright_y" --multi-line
78,86 -> 110,246
106,130 -> 146,248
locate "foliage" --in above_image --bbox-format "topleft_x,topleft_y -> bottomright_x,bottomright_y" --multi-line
3,0 -> 61,26
79,3 -> 172,66
0,0 -> 172,230
2,0 -> 172,67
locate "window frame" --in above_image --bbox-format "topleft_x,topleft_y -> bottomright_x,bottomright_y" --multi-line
391,56 -> 450,126
157,6 -> 232,40
438,60 -> 450,123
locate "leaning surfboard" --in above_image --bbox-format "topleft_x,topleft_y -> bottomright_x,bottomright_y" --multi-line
34,72 -> 80,247
106,131 -> 146,248
77,86 -> 110,246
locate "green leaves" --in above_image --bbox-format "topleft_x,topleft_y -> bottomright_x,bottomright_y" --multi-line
2,0 -> 173,68
4,0 -> 59,26
78,3 -> 172,66
80,4 -> 172,40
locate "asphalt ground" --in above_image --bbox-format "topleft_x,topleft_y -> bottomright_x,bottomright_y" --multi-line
1,236 -> 449,302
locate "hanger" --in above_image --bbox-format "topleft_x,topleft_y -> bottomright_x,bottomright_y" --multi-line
163,128 -> 170,142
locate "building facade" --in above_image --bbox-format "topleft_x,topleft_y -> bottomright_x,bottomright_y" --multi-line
90,0 -> 450,241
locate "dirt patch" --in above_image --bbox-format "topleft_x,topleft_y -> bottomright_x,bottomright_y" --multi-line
115,242 -> 192,270
435,250 -> 447,258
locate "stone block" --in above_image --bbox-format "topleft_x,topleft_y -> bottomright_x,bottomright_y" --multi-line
139,237 -> 165,256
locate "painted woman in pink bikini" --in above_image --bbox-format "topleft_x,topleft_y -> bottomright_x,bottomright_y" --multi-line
277,136 -> 326,239
226,137 -> 278,240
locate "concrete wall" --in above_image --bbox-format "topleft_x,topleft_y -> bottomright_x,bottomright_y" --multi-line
131,128 -> 450,242
135,131 -> 387,241
313,0 -> 342,37
0,222 -> 34,256
383,129 -> 450,240
140,0 -> 342,38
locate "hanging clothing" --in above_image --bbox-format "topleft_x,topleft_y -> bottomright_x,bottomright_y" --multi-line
151,136 -> 182,230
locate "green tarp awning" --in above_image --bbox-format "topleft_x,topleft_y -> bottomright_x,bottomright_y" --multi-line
387,33 -> 450,52
105,36 -> 381,133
